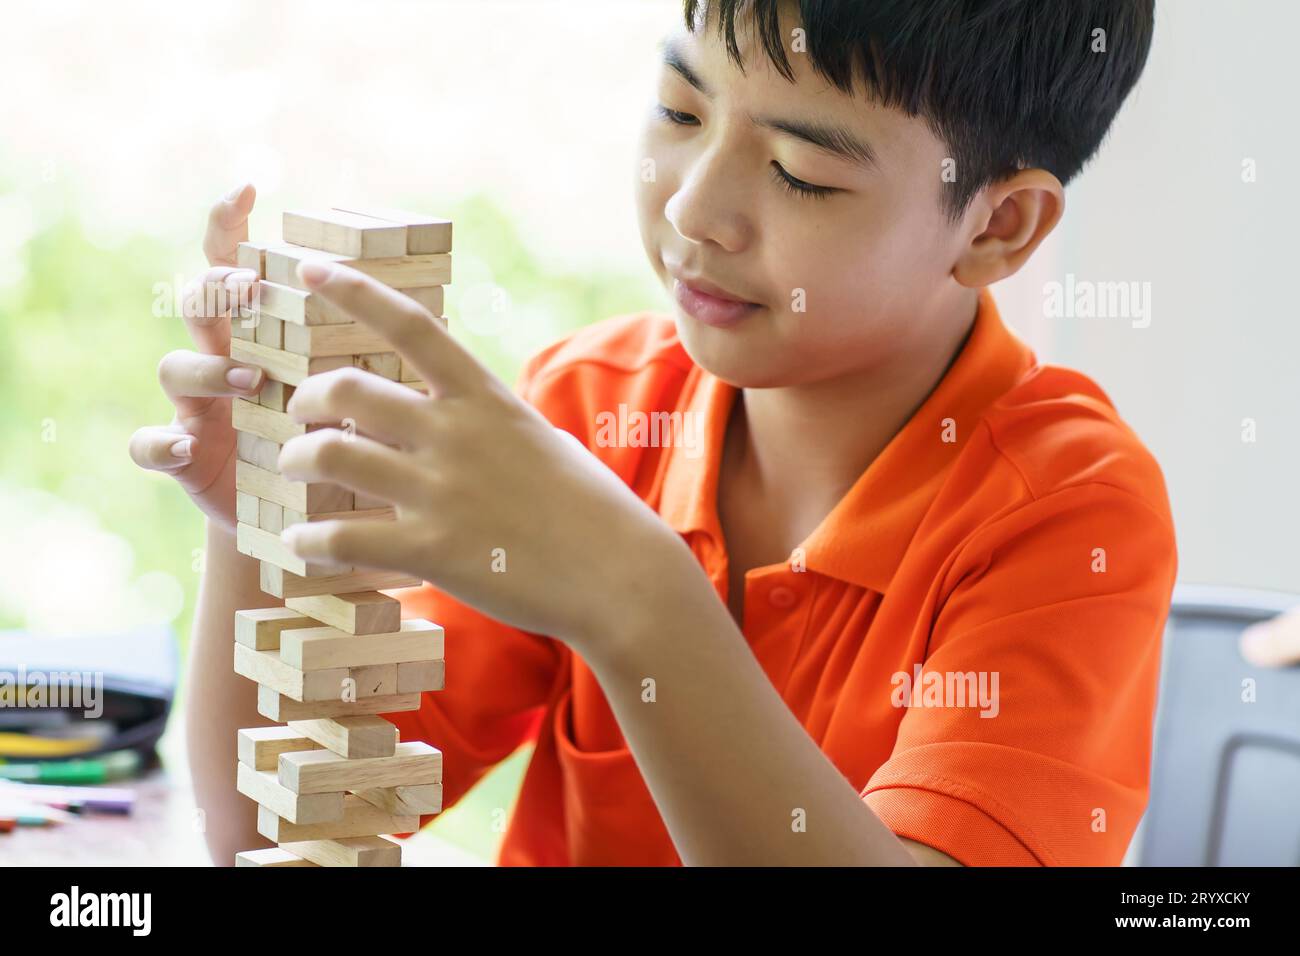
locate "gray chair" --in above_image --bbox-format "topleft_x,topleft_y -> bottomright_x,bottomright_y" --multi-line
1129,584 -> 1300,866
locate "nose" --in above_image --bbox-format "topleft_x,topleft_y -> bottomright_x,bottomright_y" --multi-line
664,143 -> 754,254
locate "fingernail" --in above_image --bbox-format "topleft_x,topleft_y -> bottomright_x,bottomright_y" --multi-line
224,183 -> 247,201
226,270 -> 259,303
297,260 -> 332,286
226,366 -> 262,390
170,438 -> 193,460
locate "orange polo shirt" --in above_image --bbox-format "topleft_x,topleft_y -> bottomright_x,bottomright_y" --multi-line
384,288 -> 1178,866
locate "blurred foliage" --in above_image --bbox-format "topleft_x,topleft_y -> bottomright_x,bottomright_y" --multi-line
0,186 -> 663,860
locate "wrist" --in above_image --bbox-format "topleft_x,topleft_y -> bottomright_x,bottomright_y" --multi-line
206,516 -> 237,546
572,525 -> 720,668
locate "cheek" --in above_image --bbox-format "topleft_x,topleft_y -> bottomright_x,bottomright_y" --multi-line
756,224 -> 921,365
769,195 -> 944,319
758,220 -> 879,323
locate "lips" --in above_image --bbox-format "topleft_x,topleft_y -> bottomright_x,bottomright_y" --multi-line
667,267 -> 762,330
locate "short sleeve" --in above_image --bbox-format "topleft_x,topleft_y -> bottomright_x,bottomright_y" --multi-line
861,482 -> 1178,866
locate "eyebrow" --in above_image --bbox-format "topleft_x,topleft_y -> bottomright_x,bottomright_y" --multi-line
662,38 -> 713,96
752,116 -> 877,169
659,38 -> 877,170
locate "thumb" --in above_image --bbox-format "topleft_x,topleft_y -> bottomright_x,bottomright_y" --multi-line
204,183 -> 258,265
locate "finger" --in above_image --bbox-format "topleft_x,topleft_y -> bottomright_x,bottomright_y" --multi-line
282,517 -> 424,580
1240,612 -> 1300,667
285,366 -> 433,449
182,266 -> 259,321
296,260 -> 482,396
128,424 -> 197,473
181,265 -> 260,353
204,183 -> 257,266
158,349 -> 265,417
278,428 -> 432,510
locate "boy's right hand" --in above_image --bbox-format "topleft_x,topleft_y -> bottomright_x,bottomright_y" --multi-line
128,184 -> 267,533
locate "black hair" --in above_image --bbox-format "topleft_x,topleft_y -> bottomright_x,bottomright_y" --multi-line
682,0 -> 1155,218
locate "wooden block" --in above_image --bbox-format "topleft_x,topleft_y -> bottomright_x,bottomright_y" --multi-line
283,591 -> 402,635
256,685 -> 421,722
353,352 -> 400,380
354,783 -> 442,817
236,490 -> 260,527
399,357 -> 422,383
258,499 -> 283,533
236,762 -> 344,825
265,245 -> 452,291
342,663 -> 400,698
233,397 -> 308,446
236,429 -> 282,471
397,659 -> 445,694
331,206 -> 452,254
258,795 -> 416,843
260,564 -> 419,600
235,607 -> 320,651
257,277 -> 439,325
237,521 -> 351,577
278,618 -> 443,670
283,209 -> 408,259
254,312 -> 283,349
281,506 -> 395,530
234,642 -> 350,702
230,338 -> 352,387
353,491 -> 389,509
279,835 -> 401,868
286,716 -> 398,759
235,847 -> 320,867
282,321 -> 392,357
236,459 -> 353,513
403,284 -> 445,317
256,279 -> 350,327
280,741 -> 442,795
237,725 -> 319,770
231,312 -> 257,341
235,644 -> 397,702
258,378 -> 294,412
237,240 -> 270,277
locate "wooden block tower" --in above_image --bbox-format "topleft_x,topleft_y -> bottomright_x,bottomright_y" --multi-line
228,208 -> 452,868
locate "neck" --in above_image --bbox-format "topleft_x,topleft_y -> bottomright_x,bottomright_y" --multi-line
724,291 -> 980,541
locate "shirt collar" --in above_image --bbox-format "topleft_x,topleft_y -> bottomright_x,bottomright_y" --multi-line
657,288 -> 1036,593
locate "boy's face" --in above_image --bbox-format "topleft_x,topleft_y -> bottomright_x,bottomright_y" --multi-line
635,10 -> 977,389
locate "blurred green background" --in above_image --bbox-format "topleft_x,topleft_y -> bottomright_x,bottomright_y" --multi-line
0,184 -> 662,862
0,0 -> 678,866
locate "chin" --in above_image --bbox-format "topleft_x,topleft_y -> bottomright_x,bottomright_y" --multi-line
673,311 -> 793,388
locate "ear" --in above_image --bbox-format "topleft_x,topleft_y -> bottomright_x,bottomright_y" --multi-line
952,169 -> 1064,288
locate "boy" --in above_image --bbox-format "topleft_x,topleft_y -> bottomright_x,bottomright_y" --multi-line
130,0 -> 1174,866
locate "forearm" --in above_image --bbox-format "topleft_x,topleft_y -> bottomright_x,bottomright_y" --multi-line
185,519 -> 280,865
578,539 -> 917,867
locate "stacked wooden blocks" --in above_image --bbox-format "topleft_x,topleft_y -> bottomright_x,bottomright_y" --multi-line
229,208 -> 451,868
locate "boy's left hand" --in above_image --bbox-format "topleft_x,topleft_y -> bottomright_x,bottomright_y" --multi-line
277,260 -> 686,651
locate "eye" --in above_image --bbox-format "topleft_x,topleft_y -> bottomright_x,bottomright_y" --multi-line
654,104 -> 700,126
770,162 -> 838,200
